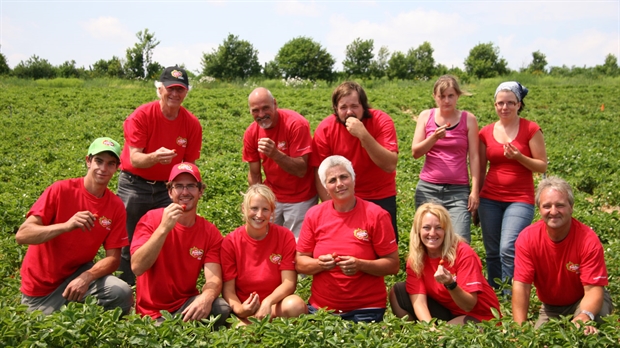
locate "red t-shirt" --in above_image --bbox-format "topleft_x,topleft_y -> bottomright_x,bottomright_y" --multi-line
479,118 -> 540,204
514,218 -> 608,306
311,109 -> 398,200
242,109 -> 316,203
405,242 -> 500,321
131,208 -> 223,318
20,178 -> 128,297
221,224 -> 296,302
297,198 -> 397,312
120,101 -> 202,181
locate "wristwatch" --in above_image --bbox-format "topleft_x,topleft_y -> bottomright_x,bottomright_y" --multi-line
580,310 -> 595,321
444,280 -> 457,290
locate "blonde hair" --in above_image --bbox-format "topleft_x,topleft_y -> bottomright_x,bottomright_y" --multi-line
241,184 -> 276,222
407,203 -> 464,276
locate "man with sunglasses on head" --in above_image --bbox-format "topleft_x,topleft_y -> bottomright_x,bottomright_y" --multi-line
117,66 -> 203,286
130,163 -> 230,326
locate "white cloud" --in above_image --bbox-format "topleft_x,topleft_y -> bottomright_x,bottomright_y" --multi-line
81,17 -> 133,42
153,43 -> 217,74
326,10 -> 476,69
275,0 -> 321,16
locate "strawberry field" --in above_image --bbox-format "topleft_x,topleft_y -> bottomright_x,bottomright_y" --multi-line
1,76 -> 619,346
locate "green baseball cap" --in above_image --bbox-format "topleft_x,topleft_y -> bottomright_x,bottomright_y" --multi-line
88,137 -> 122,161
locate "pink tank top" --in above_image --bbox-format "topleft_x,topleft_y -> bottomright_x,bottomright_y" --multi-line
419,109 -> 470,185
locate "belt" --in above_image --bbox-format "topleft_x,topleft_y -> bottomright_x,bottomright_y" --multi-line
121,171 -> 166,185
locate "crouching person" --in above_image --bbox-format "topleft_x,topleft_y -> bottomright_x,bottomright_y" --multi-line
16,137 -> 133,315
131,163 -> 231,326
512,176 -> 613,335
221,184 -> 307,325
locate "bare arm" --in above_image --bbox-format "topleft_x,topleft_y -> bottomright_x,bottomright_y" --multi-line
63,248 -> 122,302
16,213 -> 98,245
411,110 -> 444,159
247,161 -> 263,185
255,270 -> 298,319
129,146 -> 177,169
295,251 -> 336,275
131,203 -> 183,276
223,279 -> 258,318
511,280 -> 532,324
346,118 -> 398,173
572,285 -> 604,324
181,262 -> 224,321
411,294 -> 433,322
505,130 -> 547,173
339,251 -> 400,277
478,142 -> 488,191
434,265 -> 478,312
314,168 -> 329,202
467,113 -> 481,212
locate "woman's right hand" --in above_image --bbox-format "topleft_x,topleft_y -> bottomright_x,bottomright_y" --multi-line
317,253 -> 338,271
236,292 -> 260,318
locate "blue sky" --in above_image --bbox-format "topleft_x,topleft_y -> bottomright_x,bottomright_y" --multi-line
1,1 -> 618,74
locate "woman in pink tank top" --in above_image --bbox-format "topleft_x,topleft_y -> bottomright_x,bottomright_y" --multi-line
411,75 -> 480,243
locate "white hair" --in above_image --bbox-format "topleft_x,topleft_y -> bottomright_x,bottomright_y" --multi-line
154,81 -> 192,99
317,155 -> 356,188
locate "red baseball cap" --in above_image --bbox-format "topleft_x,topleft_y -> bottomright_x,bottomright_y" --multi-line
168,162 -> 202,182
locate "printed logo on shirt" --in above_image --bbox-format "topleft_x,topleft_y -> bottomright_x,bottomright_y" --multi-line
277,141 -> 287,151
353,228 -> 369,241
176,137 -> 188,148
98,216 -> 112,230
566,261 -> 580,274
189,247 -> 204,260
269,254 -> 282,264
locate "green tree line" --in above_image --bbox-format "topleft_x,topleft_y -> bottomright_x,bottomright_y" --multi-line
0,30 -> 618,82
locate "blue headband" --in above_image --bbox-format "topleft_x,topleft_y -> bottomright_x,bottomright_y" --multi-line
495,81 -> 528,102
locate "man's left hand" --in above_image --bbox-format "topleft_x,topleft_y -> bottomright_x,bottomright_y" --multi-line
181,295 -> 213,322
62,272 -> 92,302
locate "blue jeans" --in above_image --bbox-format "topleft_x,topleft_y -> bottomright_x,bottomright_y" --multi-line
116,171 -> 172,286
415,180 -> 471,243
478,198 -> 534,288
307,304 -> 385,323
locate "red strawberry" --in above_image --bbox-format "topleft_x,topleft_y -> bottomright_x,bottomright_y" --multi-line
439,259 -> 444,266
446,122 -> 451,127
181,204 -> 187,211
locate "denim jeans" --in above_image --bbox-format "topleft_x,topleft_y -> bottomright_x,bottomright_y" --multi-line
116,171 -> 172,286
478,198 -> 534,288
307,304 -> 385,323
415,180 -> 471,243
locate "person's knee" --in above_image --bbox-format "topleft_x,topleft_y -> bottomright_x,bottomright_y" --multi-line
280,295 -> 307,318
211,297 -> 232,326
102,278 -> 134,314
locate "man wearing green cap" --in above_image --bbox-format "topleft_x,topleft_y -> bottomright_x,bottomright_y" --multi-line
16,137 -> 133,315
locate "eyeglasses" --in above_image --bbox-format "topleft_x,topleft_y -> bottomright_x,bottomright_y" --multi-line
172,184 -> 200,192
495,101 -> 518,108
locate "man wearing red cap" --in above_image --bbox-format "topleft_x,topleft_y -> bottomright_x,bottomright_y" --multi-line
16,137 -> 132,315
117,66 -> 203,286
131,163 -> 230,325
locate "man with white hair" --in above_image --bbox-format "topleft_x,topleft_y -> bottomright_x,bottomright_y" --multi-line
117,66 -> 203,286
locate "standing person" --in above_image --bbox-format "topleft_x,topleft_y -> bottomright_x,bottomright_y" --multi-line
390,203 -> 499,324
311,81 -> 399,242
221,184 -> 307,325
512,177 -> 613,335
117,66 -> 203,286
131,163 -> 230,325
296,156 -> 399,323
243,87 -> 317,240
411,75 -> 480,243
478,81 -> 547,288
16,137 -> 132,315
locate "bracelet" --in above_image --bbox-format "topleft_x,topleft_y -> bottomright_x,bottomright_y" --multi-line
580,310 -> 595,321
444,280 -> 457,290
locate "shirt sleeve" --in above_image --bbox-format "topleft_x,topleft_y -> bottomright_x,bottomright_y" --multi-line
220,234 -> 237,282
513,230 -> 535,284
183,112 -> 202,163
123,107 -> 149,149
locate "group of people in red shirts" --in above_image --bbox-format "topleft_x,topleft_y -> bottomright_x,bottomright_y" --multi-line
16,66 -> 612,334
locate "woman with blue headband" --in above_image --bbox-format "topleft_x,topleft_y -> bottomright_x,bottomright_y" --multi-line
478,81 -> 547,290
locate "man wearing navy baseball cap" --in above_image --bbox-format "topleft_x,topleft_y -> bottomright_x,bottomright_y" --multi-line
117,65 -> 203,286
16,137 -> 132,315
131,163 -> 230,325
